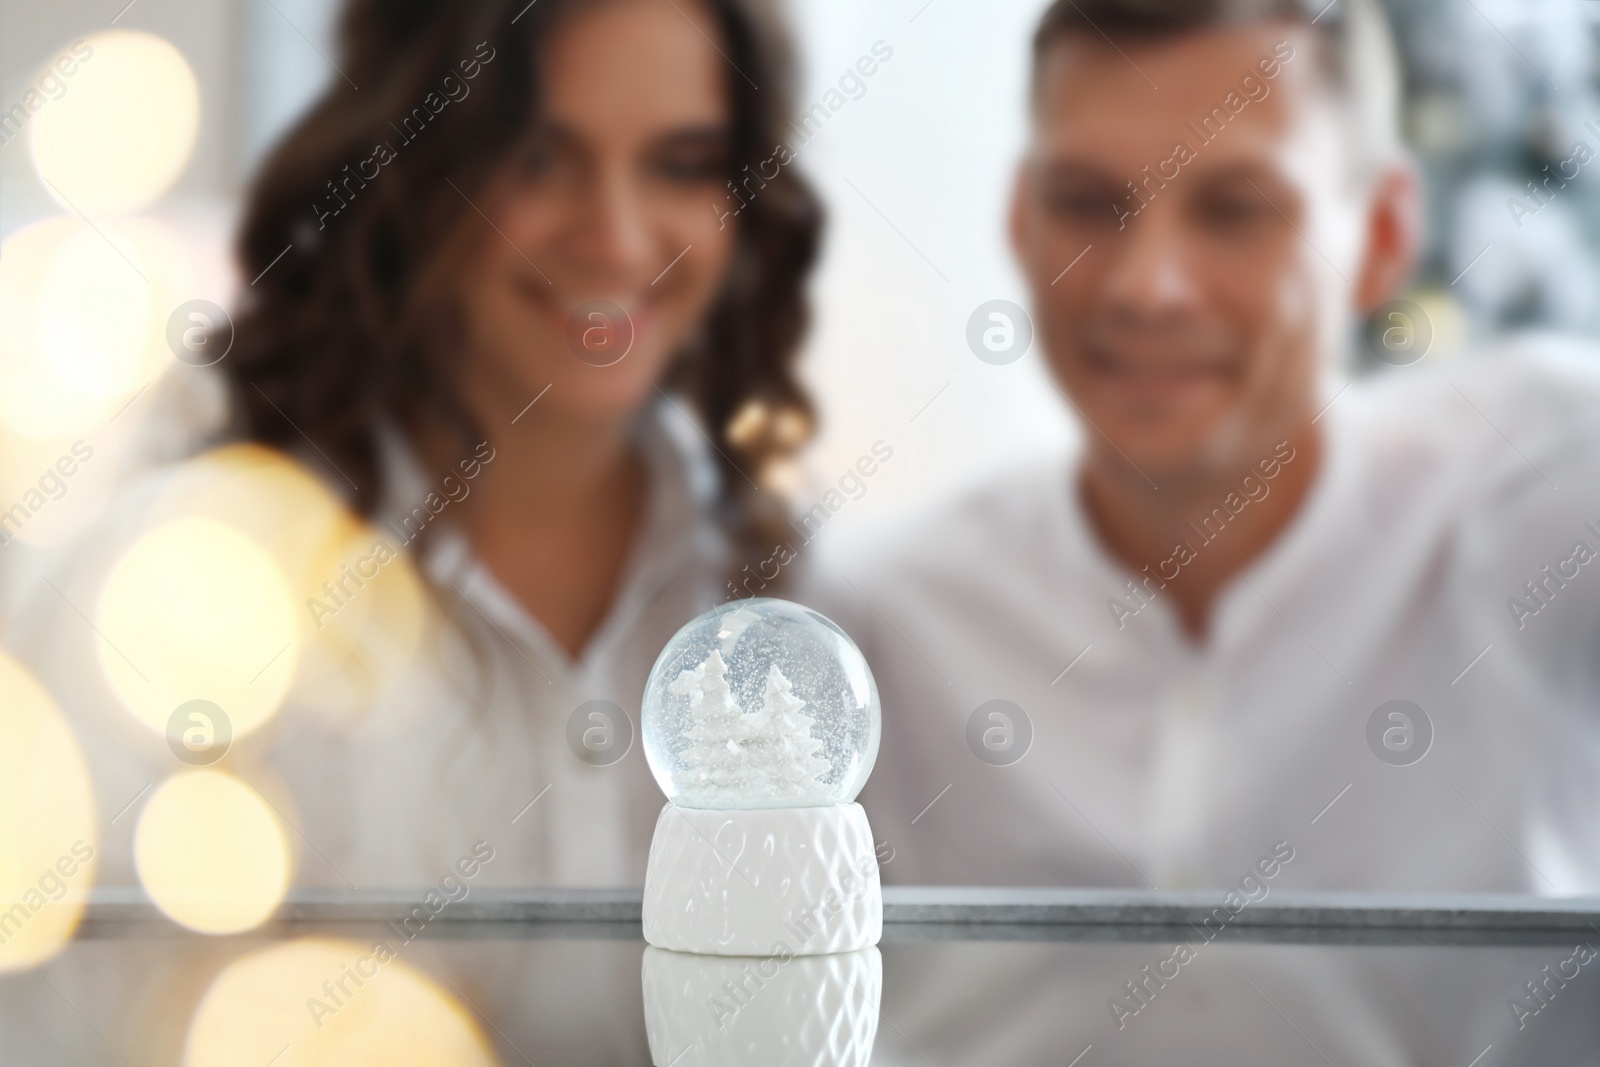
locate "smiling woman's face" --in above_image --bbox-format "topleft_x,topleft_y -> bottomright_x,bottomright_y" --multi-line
453,0 -> 737,426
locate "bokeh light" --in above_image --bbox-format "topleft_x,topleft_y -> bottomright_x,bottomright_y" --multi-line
185,938 -> 500,1066
0,649 -> 98,972
288,517 -> 432,730
96,515 -> 299,739
133,770 -> 290,935
29,30 -> 200,216
0,427 -> 121,549
0,214 -> 195,439
1406,286 -> 1470,363
147,446 -> 430,727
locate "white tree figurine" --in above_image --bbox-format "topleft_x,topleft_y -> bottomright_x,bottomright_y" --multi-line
670,649 -> 749,799
670,653 -> 828,803
744,663 -> 830,800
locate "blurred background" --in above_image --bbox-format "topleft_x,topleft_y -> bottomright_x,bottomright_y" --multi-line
4,0 -> 1600,1056
3,0 -> 1600,559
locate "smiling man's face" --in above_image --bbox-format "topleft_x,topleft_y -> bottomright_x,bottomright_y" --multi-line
1014,24 -> 1379,487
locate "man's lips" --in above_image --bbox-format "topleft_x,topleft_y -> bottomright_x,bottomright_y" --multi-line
1081,332 -> 1238,376
1076,342 -> 1240,417
1084,352 -> 1236,379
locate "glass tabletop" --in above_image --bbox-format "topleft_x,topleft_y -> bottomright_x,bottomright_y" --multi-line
5,888 -> 1598,1066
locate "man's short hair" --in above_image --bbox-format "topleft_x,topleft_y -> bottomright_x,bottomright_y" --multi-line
1031,0 -> 1405,179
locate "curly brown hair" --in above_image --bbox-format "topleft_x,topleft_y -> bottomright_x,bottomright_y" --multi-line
227,0 -> 821,567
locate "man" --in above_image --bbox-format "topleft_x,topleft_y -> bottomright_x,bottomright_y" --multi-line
819,0 -> 1600,902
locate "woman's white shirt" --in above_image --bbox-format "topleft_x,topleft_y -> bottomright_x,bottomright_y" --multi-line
273,404 -> 732,889
12,400 -> 732,892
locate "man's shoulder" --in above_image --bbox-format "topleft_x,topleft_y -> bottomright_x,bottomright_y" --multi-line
1318,335 -> 1600,590
1341,334 -> 1600,487
1353,333 -> 1600,425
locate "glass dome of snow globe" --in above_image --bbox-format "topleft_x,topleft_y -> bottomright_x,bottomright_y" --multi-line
641,598 -> 880,810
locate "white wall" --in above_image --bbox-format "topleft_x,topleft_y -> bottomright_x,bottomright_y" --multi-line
0,0 -> 243,236
787,0 -> 1076,535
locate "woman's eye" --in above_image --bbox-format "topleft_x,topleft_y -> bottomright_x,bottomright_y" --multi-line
518,144 -> 558,178
652,151 -> 729,184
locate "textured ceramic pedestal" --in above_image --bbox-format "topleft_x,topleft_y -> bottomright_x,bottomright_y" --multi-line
641,802 -> 882,956
642,945 -> 881,1067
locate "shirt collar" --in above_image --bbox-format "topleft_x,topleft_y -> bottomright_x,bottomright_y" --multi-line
370,397 -> 727,677
1049,382 -> 1358,659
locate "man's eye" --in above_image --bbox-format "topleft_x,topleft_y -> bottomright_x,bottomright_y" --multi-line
1045,189 -> 1120,222
1196,196 -> 1268,227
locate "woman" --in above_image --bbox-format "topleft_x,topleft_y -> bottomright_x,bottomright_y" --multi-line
229,0 -> 822,890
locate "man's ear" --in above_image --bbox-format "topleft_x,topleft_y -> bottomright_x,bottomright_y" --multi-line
1354,161 -> 1424,314
1008,160 -> 1033,268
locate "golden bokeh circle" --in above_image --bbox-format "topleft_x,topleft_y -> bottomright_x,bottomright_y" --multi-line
96,515 -> 299,739
30,31 -> 200,216
185,938 -> 500,1066
133,770 -> 291,935
0,649 -> 98,972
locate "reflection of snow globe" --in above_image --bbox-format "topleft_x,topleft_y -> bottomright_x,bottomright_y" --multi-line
642,946 -> 881,1066
640,599 -> 883,956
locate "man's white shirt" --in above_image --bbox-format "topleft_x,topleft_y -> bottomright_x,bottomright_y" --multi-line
814,337 -> 1600,896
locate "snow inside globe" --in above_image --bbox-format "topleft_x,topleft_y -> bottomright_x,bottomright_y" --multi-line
641,598 -> 880,810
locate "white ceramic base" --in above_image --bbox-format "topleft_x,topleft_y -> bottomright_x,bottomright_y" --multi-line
641,803 -> 882,956
642,945 -> 881,1066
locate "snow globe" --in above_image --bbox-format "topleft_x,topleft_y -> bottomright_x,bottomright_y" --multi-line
639,598 -> 882,956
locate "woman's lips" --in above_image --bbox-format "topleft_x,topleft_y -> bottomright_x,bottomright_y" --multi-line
512,279 -> 663,343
